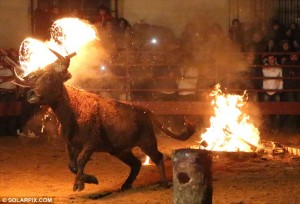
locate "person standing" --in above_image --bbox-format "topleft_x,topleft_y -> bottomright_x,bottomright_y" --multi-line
93,5 -> 114,29
262,54 -> 283,132
229,19 -> 243,49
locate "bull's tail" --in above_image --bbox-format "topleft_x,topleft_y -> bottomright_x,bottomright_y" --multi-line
148,111 -> 196,141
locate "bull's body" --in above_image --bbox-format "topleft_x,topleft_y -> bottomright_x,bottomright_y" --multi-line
55,85 -> 162,154
14,56 -> 195,192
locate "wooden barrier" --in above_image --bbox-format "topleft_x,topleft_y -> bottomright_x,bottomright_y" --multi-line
0,101 -> 299,117
133,101 -> 300,115
0,102 -> 22,117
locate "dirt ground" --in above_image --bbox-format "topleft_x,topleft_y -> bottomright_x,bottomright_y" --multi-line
0,130 -> 300,204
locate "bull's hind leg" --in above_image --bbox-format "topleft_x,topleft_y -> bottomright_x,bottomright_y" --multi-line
113,150 -> 142,191
139,135 -> 168,187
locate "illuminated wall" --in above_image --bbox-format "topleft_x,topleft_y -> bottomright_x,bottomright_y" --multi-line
122,0 -> 230,37
0,0 -> 271,48
0,0 -> 31,49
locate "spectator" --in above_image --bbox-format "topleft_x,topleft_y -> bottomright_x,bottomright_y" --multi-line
0,63 -> 18,136
177,55 -> 199,101
98,20 -> 118,52
264,39 -> 278,53
266,20 -> 284,49
282,53 -> 300,132
262,54 -> 283,131
241,22 -> 254,51
248,32 -> 266,70
249,31 -> 266,52
229,18 -> 243,49
279,40 -> 293,65
93,5 -> 114,29
181,23 -> 201,53
152,64 -> 180,131
115,27 -> 138,64
292,39 -> 300,52
33,7 -> 51,40
49,7 -> 62,23
117,18 -> 131,34
283,28 -> 294,45
69,8 -> 83,18
244,51 -> 262,101
289,23 -> 300,40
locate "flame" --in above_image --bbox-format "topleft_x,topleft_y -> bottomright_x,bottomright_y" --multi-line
200,84 -> 260,152
19,18 -> 97,75
19,38 -> 58,76
47,18 -> 97,56
143,155 -> 151,166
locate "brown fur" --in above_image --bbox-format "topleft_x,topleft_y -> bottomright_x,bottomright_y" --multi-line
23,64 -> 195,192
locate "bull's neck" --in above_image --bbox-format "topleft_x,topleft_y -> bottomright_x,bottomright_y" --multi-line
49,85 -> 75,128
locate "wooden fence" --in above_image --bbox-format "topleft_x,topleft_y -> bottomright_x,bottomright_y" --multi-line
1,51 -> 300,116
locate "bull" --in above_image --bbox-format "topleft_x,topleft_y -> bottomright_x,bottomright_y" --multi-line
13,52 -> 195,192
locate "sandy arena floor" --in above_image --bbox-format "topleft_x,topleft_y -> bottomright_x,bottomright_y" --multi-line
0,131 -> 300,204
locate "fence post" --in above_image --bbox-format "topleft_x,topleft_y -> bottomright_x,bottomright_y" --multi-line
173,148 -> 213,204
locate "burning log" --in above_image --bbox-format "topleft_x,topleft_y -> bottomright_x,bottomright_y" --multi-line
284,146 -> 300,156
173,149 -> 212,204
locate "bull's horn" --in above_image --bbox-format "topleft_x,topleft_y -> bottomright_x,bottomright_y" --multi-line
11,67 -> 31,88
12,67 -> 32,88
11,80 -> 31,88
3,56 -> 25,72
66,52 -> 76,59
13,67 -> 26,83
49,48 -> 68,63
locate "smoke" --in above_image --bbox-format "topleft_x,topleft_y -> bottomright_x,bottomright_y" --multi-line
181,15 -> 250,91
66,39 -> 126,99
64,15 -> 254,102
67,40 -> 106,84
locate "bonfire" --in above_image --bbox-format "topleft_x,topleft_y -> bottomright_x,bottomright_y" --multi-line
200,84 -> 261,152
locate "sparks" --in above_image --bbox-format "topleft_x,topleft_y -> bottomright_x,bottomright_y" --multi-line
47,18 -> 97,56
19,38 -> 58,76
19,18 -> 97,76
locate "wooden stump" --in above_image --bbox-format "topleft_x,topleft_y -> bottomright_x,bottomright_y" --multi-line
173,149 -> 212,204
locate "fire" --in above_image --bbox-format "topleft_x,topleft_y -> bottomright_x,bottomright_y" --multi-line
19,38 -> 58,76
143,155 -> 152,166
200,84 -> 260,152
19,18 -> 97,75
47,18 -> 97,56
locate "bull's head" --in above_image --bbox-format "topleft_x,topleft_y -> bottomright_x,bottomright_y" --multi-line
14,50 -> 75,104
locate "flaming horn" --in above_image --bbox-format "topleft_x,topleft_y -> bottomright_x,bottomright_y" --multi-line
2,56 -> 30,87
8,49 -> 76,87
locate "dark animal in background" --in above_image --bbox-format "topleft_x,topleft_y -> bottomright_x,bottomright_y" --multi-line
13,53 -> 195,192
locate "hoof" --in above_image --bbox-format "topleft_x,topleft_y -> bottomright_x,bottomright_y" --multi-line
121,183 -> 132,191
73,182 -> 85,192
84,174 -> 99,184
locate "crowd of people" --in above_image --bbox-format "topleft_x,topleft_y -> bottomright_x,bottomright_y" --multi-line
229,18 -> 300,132
1,4 -> 300,135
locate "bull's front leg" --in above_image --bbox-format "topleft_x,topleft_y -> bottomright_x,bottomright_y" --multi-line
73,145 -> 97,192
66,143 -> 79,174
